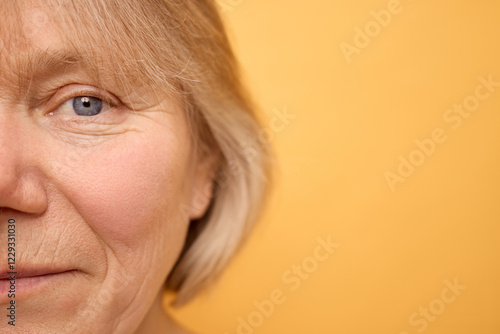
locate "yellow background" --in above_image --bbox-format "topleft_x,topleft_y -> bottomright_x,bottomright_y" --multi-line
166,0 -> 500,333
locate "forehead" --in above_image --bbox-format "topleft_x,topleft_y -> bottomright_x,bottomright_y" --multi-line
0,3 -> 61,94
0,1 -> 169,101
1,1 -> 62,52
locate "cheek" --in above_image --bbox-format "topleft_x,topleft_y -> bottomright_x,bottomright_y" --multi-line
62,135 -> 191,249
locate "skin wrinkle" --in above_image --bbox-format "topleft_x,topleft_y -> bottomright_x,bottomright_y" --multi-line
44,112 -> 144,139
59,176 -> 126,272
19,193 -> 101,277
0,0 -> 257,332
109,219 -> 176,333
6,47 -> 164,115
15,49 -> 84,86
50,222 -> 71,261
25,90 -> 181,328
56,144 -> 166,306
30,233 -> 44,259
48,124 -> 142,138
121,220 -> 186,332
79,226 -> 132,333
114,265 -> 156,332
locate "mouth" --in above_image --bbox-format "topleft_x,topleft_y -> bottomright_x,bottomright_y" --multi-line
0,269 -> 81,301
0,269 -> 77,280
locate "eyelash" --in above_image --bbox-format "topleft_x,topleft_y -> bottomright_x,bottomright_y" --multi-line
46,87 -> 119,117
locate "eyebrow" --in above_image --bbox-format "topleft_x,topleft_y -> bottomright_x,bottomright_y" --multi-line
12,48 -> 103,102
20,49 -> 85,81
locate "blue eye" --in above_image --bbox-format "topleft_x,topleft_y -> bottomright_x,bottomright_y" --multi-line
72,96 -> 103,116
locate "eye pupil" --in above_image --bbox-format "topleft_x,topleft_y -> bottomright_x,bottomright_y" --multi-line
82,97 -> 91,108
73,96 -> 103,116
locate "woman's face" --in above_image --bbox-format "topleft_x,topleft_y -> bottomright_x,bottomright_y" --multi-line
0,3 -> 212,333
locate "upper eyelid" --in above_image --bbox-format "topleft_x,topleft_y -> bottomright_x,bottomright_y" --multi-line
58,87 -> 119,106
44,85 -> 121,115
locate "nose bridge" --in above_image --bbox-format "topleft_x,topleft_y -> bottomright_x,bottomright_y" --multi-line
0,105 -> 22,167
0,108 -> 24,194
0,106 -> 47,214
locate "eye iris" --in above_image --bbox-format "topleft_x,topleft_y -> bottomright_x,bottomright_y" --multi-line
73,96 -> 103,116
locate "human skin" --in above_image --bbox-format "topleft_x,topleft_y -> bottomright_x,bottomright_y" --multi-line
0,3 -> 213,333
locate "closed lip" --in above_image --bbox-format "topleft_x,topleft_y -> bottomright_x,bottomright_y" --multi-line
0,267 -> 82,302
0,268 -> 79,279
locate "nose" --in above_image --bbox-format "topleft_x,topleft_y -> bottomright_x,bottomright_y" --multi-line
0,113 -> 48,215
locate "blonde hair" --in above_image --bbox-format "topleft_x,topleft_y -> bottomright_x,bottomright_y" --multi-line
4,0 -> 271,305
